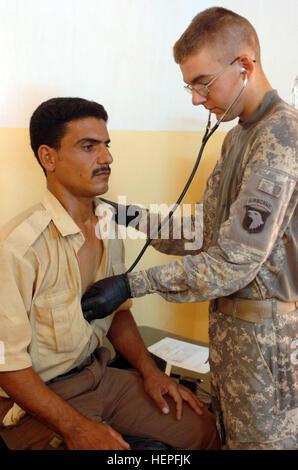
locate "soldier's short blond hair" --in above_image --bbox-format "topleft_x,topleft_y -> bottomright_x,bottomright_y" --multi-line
173,7 -> 260,64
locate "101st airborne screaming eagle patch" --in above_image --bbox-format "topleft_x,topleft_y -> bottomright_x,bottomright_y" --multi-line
243,205 -> 271,233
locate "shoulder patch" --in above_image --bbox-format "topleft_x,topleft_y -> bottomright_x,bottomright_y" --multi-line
243,205 -> 271,234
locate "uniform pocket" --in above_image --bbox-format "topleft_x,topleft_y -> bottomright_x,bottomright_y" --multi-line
51,302 -> 74,353
35,290 -> 78,353
253,308 -> 298,414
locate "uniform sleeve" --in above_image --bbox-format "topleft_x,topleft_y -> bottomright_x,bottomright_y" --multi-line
128,125 -> 297,302
125,203 -> 203,256
0,246 -> 34,371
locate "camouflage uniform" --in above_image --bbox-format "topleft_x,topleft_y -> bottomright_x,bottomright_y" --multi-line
128,91 -> 298,449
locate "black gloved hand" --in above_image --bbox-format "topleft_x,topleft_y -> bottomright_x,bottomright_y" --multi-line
81,274 -> 132,322
99,198 -> 142,227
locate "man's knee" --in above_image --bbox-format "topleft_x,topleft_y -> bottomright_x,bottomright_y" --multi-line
170,404 -> 221,450
186,407 -> 220,450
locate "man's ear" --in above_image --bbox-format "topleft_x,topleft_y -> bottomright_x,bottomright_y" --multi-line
238,55 -> 256,79
38,145 -> 57,173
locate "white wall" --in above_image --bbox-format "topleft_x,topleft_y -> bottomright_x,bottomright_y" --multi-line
0,0 -> 297,131
0,0 -> 210,130
213,0 -> 298,104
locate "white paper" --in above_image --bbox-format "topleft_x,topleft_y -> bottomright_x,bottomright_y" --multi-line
148,337 -> 209,374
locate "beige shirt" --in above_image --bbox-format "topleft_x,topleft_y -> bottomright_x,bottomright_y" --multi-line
0,189 -> 132,385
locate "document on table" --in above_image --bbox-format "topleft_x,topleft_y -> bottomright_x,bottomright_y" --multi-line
148,337 -> 209,375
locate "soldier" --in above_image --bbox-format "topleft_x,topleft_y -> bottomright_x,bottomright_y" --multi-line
81,8 -> 298,450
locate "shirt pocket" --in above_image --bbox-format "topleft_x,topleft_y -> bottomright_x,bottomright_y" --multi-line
34,290 -> 79,354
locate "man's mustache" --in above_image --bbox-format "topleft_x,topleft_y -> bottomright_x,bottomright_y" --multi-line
92,165 -> 111,178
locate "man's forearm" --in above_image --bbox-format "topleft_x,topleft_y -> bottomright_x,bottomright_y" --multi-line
133,207 -> 203,256
0,367 -> 84,438
107,310 -> 157,377
106,200 -> 203,256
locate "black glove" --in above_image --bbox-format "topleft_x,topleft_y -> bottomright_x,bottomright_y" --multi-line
81,274 -> 132,322
99,198 -> 143,227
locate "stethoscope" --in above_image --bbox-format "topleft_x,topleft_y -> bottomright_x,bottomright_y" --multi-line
126,70 -> 248,273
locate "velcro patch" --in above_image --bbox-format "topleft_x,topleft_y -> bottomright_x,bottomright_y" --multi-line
243,205 -> 271,233
258,177 -> 282,198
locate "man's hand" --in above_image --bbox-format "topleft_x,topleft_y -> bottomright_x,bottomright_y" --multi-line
106,310 -> 204,421
64,418 -> 130,450
142,368 -> 204,421
81,274 -> 132,321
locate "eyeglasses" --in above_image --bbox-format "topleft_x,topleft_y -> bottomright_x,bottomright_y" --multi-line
184,57 -> 240,97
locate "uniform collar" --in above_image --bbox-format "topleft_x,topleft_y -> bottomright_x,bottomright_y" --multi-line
239,90 -> 280,128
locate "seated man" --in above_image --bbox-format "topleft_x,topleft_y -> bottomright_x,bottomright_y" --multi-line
0,97 -> 219,450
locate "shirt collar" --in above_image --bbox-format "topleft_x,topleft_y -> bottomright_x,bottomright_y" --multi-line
41,189 -> 116,239
239,90 -> 280,128
41,189 -> 81,237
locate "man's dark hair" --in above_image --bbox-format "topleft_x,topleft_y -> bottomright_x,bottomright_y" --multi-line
30,97 -> 108,174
